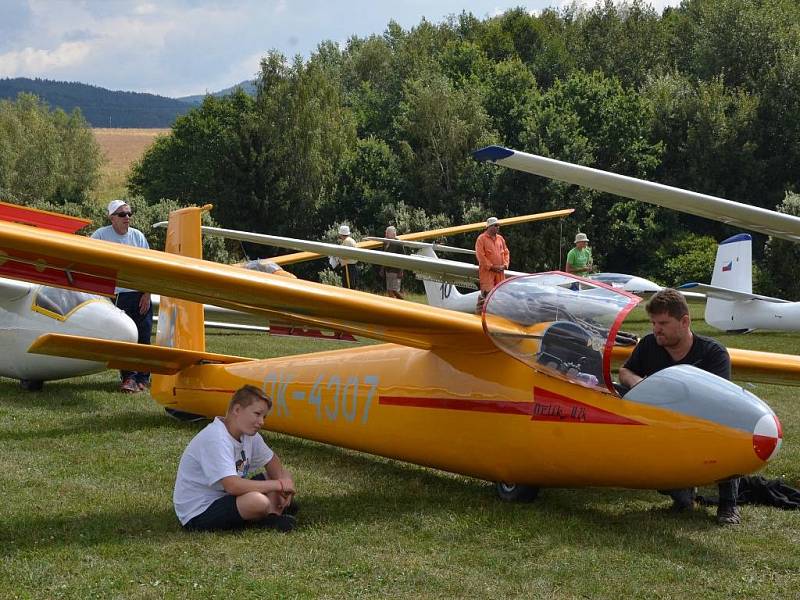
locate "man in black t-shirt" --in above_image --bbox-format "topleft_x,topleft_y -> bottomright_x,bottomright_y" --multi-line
619,288 -> 741,525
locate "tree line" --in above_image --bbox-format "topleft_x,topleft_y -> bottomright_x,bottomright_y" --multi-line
0,78 -> 191,127
3,0 -> 800,296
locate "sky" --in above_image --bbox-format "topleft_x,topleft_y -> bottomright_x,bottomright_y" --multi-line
0,0 -> 681,98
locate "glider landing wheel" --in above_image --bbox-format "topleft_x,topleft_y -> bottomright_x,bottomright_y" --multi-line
495,482 -> 540,503
19,379 -> 44,392
164,408 -> 207,423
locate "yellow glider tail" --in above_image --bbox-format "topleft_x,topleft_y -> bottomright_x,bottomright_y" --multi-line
151,204 -> 212,397
155,204 -> 208,353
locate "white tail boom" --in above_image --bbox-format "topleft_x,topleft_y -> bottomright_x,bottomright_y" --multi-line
681,233 -> 800,332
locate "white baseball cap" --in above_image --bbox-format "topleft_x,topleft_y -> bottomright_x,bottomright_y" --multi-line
338,225 -> 351,236
107,199 -> 129,215
486,217 -> 499,227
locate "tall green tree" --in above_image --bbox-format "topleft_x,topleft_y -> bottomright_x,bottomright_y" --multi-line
393,71 -> 495,218
0,93 -> 101,205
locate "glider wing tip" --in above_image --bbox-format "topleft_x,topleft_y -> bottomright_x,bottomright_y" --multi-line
473,146 -> 514,163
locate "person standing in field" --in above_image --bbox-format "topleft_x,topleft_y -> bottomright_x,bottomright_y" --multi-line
337,224 -> 359,289
90,199 -> 152,393
475,217 -> 509,313
565,232 -> 594,276
382,225 -> 405,299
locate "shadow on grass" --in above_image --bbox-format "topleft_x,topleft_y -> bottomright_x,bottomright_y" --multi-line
267,436 -> 732,568
0,409 -> 194,442
0,377 -> 119,411
1,409 -> 736,568
0,507 -> 182,556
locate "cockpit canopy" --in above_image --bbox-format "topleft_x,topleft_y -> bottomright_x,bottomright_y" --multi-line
482,273 -> 639,393
32,286 -> 106,320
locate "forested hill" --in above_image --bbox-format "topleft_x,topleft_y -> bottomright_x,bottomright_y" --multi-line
0,78 -> 191,127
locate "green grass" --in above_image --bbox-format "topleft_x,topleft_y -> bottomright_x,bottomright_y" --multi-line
1,322 -> 799,599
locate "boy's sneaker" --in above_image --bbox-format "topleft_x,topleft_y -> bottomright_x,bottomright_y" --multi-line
716,505 -> 741,525
263,513 -> 296,533
120,378 -> 139,393
283,500 -> 299,517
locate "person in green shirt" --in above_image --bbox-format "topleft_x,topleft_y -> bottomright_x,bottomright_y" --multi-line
565,232 -> 594,276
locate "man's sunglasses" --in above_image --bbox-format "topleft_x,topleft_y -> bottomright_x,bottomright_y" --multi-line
113,211 -> 133,217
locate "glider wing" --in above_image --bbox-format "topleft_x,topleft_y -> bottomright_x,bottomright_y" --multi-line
0,219 -> 492,351
474,146 -> 800,243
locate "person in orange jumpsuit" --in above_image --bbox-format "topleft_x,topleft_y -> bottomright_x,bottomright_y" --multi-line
475,217 -> 509,313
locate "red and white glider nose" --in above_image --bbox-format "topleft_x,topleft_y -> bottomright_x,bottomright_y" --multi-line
753,414 -> 782,461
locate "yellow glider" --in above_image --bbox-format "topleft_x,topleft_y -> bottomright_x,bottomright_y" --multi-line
0,206 -> 786,499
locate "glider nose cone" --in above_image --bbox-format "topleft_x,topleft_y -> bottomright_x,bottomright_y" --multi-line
753,414 -> 782,462
74,299 -> 138,343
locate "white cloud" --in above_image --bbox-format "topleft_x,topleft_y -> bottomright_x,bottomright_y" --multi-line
0,41 -> 91,76
1,0 -> 688,97
134,3 -> 158,16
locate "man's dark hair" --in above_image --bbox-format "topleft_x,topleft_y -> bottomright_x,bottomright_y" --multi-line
645,288 -> 689,320
227,385 -> 272,414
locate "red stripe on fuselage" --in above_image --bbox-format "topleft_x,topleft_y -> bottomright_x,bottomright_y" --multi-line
379,396 -> 534,415
532,388 -> 644,425
380,389 -> 644,425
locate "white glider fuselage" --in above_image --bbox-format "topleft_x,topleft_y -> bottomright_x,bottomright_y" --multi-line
682,233 -> 800,332
0,278 -> 137,381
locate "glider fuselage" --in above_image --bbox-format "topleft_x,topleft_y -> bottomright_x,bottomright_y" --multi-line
152,342 -> 775,490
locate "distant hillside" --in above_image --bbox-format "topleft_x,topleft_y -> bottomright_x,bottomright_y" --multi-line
0,77 -> 191,128
177,79 -> 257,105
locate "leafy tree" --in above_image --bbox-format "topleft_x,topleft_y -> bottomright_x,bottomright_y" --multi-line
393,71 -> 495,217
657,233 -> 718,287
0,93 -> 101,205
758,193 -> 800,299
572,0 -> 668,88
128,90 -> 257,208
511,70 -> 665,275
334,137 -> 403,230
676,0 -> 799,91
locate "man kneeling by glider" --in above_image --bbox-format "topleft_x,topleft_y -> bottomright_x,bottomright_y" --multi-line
173,385 -> 298,532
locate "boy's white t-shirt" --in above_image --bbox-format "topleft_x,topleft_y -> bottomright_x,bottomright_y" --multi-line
173,417 -> 274,525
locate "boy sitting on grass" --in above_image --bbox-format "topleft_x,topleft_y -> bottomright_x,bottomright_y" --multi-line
173,385 -> 297,532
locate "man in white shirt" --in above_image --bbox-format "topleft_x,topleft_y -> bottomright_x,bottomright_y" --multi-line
337,224 -> 359,289
174,385 -> 297,532
91,200 -> 152,393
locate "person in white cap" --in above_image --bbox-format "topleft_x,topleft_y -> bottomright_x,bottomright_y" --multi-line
474,217 -> 509,313
565,232 -> 594,276
90,199 -> 152,393
336,224 -> 359,289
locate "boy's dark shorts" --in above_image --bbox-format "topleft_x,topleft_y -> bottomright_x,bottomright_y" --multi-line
184,494 -> 245,532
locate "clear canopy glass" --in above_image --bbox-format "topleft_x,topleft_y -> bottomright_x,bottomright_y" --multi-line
482,273 -> 640,394
33,286 -> 105,318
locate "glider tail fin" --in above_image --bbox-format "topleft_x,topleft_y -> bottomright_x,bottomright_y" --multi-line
153,205 -> 211,398
414,246 -> 467,309
154,205 -> 210,353
705,233 -> 752,330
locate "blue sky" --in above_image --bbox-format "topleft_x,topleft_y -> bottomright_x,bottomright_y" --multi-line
0,1 -> 680,98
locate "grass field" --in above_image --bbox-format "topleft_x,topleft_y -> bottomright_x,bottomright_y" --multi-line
93,128 -> 168,200
1,304 -> 798,599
